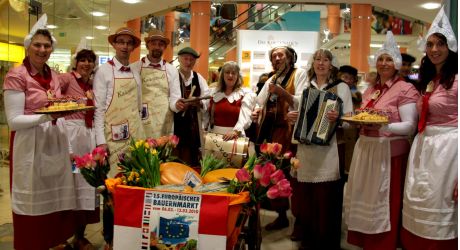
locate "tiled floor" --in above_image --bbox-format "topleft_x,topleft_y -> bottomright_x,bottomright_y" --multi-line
0,165 -> 360,250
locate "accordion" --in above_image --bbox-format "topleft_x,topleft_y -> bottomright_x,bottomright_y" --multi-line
292,87 -> 342,145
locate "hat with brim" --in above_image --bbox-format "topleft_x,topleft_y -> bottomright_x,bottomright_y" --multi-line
178,47 -> 200,58
144,29 -> 170,45
108,27 -> 141,48
339,65 -> 358,76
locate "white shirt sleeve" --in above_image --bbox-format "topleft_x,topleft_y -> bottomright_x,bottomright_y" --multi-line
168,66 -> 181,113
93,64 -> 110,145
198,74 -> 210,112
294,68 -> 307,97
4,90 -> 53,130
233,90 -> 257,133
380,103 -> 418,135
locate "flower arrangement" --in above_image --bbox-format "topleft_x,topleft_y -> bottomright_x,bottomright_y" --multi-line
227,143 -> 295,206
113,135 -> 179,189
74,146 -> 110,191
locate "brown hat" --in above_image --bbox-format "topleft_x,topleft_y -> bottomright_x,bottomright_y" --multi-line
108,27 -> 141,48
178,47 -> 200,58
144,29 -> 170,45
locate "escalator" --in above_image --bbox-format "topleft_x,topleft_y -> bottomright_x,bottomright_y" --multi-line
208,4 -> 296,64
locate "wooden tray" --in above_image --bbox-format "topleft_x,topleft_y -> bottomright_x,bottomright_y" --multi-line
34,106 -> 95,114
341,116 -> 389,125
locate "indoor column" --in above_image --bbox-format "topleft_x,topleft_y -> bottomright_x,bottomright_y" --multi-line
190,1 -> 211,80
127,18 -> 141,62
327,4 -> 341,38
164,11 -> 175,62
350,4 -> 372,73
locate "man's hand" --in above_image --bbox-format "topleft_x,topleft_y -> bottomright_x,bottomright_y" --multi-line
251,108 -> 261,122
175,99 -> 190,111
286,111 -> 298,125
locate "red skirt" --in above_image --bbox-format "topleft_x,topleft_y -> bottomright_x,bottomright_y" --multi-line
10,131 -> 76,250
347,154 -> 407,250
401,227 -> 458,250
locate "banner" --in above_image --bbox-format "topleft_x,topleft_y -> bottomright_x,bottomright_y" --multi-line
114,186 -> 234,250
237,29 -> 319,89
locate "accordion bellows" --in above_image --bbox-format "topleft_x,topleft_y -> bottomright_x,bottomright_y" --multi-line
292,87 -> 342,145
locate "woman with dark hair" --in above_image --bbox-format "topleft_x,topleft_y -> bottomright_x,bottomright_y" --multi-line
345,31 -> 420,250
59,48 -> 99,249
205,61 -> 255,140
3,14 -> 77,250
287,49 -> 353,249
401,7 -> 458,250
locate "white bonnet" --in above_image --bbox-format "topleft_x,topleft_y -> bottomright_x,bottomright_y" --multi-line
24,14 -> 57,49
422,6 -> 457,52
369,31 -> 402,69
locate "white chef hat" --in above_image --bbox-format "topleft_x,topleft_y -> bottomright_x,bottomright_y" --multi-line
422,6 -> 457,52
369,31 -> 402,69
24,14 -> 57,49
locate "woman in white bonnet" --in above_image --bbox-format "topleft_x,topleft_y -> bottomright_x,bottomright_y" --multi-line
344,30 -> 420,249
2,14 -> 77,250
401,6 -> 458,250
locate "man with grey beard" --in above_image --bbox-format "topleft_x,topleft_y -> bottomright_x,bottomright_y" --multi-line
133,29 -> 180,138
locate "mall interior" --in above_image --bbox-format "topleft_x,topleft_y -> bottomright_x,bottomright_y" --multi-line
0,0 -> 457,249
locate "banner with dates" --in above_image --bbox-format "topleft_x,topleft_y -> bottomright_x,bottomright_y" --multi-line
113,186 -> 231,250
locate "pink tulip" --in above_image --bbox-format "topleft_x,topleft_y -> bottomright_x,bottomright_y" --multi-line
267,185 -> 280,199
146,138 -> 157,148
259,173 -> 271,187
236,168 -> 250,182
271,143 -> 282,156
270,169 -> 285,183
260,143 -> 268,154
253,164 -> 264,179
277,179 -> 292,197
74,154 -> 96,169
92,146 -> 107,164
264,162 -> 276,173
283,151 -> 293,159
169,135 -> 180,147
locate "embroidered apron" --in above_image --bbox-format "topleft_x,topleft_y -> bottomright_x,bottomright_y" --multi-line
140,66 -> 173,138
104,68 -> 144,177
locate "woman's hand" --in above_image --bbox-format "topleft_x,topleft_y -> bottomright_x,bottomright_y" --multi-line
327,110 -> 339,122
286,111 -> 299,125
222,130 -> 239,141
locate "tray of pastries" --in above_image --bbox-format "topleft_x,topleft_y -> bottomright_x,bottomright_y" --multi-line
341,109 -> 389,125
34,96 -> 95,114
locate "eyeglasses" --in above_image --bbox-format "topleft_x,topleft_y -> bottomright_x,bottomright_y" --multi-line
115,40 -> 134,46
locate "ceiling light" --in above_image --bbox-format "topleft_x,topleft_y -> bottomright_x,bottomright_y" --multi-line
90,11 -> 106,17
122,0 -> 141,3
85,36 -> 95,40
46,24 -> 58,29
217,56 -> 224,60
421,2 -> 441,9
95,25 -> 108,30
370,43 -> 382,48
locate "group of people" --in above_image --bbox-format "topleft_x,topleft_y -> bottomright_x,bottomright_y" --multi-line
2,6 -> 457,250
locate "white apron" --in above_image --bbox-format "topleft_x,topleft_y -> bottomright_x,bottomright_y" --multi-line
104,69 -> 144,177
65,119 -> 98,210
140,66 -> 173,138
12,118 -> 76,215
402,126 -> 458,240
296,134 -> 340,183
345,135 -> 394,234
